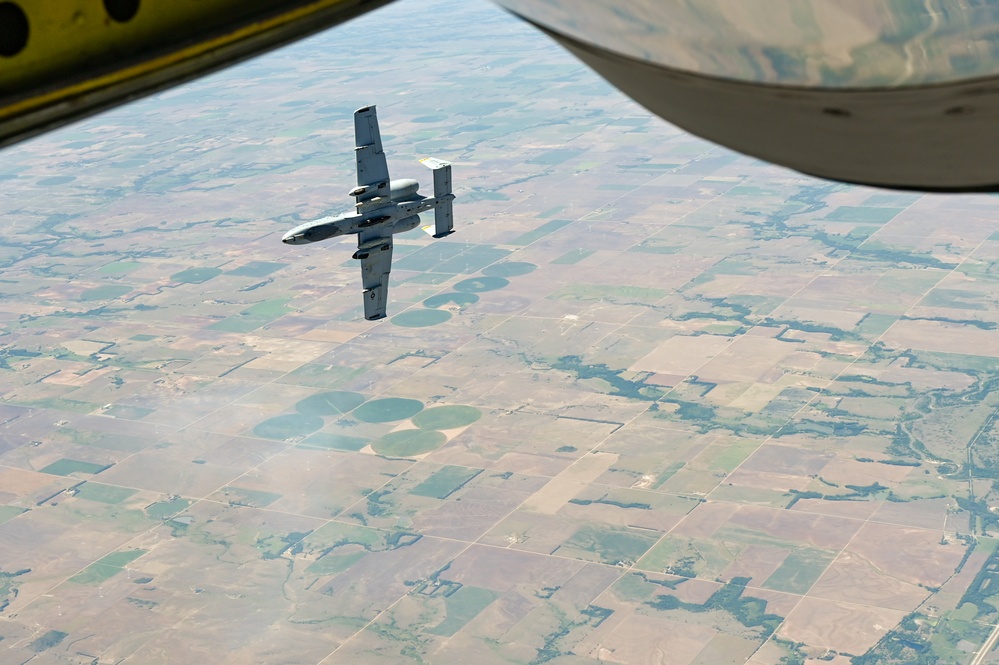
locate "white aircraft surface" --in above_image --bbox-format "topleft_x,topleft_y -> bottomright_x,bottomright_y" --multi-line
282,105 -> 454,320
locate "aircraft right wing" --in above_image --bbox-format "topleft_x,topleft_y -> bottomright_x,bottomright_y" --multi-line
353,106 -> 390,203
352,233 -> 393,320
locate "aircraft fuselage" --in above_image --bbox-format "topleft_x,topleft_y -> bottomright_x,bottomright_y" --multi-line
281,188 -> 454,246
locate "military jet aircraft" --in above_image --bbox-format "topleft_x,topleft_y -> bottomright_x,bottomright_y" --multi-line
281,105 -> 454,321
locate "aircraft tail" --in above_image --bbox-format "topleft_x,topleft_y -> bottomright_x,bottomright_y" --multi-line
420,157 -> 454,238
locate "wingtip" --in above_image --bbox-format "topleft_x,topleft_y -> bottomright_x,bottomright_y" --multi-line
355,105 -> 375,114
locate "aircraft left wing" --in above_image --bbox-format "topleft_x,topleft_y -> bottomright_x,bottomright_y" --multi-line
352,233 -> 393,320
353,106 -> 390,203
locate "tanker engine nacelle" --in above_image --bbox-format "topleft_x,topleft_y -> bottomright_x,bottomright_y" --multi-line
389,179 -> 420,201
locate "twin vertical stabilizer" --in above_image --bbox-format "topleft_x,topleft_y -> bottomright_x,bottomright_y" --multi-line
420,157 -> 454,238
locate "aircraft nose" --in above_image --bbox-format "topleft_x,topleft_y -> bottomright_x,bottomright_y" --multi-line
282,233 -> 304,244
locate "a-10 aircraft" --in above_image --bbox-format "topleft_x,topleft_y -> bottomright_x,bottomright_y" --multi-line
281,105 -> 454,320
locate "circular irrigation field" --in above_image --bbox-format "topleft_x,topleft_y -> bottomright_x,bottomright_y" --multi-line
353,397 -> 424,423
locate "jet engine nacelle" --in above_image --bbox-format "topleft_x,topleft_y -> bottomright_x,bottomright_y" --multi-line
390,179 -> 420,202
393,214 -> 421,233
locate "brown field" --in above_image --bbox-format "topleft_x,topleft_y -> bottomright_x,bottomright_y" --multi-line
629,334 -> 734,375
670,501 -> 742,539
932,547 -> 995,613
98,453 -> 244,497
772,306 -> 869,329
410,474 -> 550,541
426,411 -> 612,477
696,336 -> 806,384
846,523 -> 967,588
559,489 -> 699,532
588,614 -> 717,665
722,505 -> 862,551
883,318 -> 999,357
870,497 -> 952,530
790,497 -> 881,520
661,468 -> 731,496
867,364 -> 977,391
808,551 -> 929,611
721,469 -> 815,494
691,633 -> 763,665
739,444 -> 834,477
720,544 -> 790,584
0,467 -> 73,503
779,597 -> 906,655
444,544 -> 585,593
479,510 -> 586,555
818,457 -> 913,487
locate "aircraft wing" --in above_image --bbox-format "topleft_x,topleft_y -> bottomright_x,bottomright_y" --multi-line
353,106 -> 390,203
352,232 -> 393,320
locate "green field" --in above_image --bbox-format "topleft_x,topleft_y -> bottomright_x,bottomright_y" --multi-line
825,206 -> 904,223
410,466 -> 482,499
102,405 -> 154,420
699,440 -> 761,473
0,506 -> 26,524
295,391 -> 365,416
39,459 -> 109,476
277,363 -> 365,388
510,219 -> 572,245
171,267 -> 222,284
453,276 -> 508,293
552,249 -> 595,265
220,486 -> 282,508
145,497 -> 194,520
227,261 -> 287,277
371,429 -> 446,457
426,585 -> 499,636
423,292 -> 479,309
636,536 -> 737,578
79,284 -> 132,301
98,261 -> 141,275
209,298 -> 291,332
75,483 -> 137,504
482,261 -> 537,277
558,525 -> 661,566
300,433 -> 369,451
305,550 -> 367,576
762,548 -> 836,594
412,405 -> 482,430
353,397 -> 423,423
69,550 -> 146,585
393,241 -> 467,272
434,246 -> 510,274
549,283 -> 669,305
391,309 -> 452,327
253,413 -> 324,439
